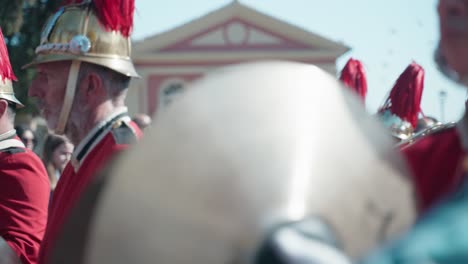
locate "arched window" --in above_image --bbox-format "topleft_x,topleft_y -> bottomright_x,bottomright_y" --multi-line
158,78 -> 186,110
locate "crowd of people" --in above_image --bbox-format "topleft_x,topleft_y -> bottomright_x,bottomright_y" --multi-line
0,0 -> 467,263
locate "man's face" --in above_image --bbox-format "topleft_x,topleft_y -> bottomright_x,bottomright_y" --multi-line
29,61 -> 70,130
438,0 -> 468,77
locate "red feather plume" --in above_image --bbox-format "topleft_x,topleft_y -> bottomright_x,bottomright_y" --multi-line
62,0 -> 135,37
379,62 -> 425,128
0,28 -> 17,83
339,58 -> 367,103
93,0 -> 135,37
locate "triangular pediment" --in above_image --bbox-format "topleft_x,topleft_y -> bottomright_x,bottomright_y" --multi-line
158,18 -> 313,52
133,1 -> 349,57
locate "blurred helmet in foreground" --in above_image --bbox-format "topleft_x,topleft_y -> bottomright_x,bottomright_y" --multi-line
78,61 -> 416,263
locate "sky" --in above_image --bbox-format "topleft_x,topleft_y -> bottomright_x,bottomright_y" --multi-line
133,0 -> 467,122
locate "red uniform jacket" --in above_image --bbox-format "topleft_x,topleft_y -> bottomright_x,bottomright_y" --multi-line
0,135 -> 50,264
39,111 -> 142,264
401,124 -> 465,214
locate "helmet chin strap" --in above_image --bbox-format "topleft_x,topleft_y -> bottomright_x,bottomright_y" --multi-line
55,60 -> 81,135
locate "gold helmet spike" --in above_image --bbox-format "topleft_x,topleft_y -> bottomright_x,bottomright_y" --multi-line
0,28 -> 23,108
23,0 -> 138,77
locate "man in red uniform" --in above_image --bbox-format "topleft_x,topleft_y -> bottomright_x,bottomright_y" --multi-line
401,0 -> 468,213
0,29 -> 49,264
24,1 -> 142,263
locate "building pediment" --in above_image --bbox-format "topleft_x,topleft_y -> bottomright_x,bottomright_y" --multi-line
158,18 -> 315,53
133,1 -> 349,61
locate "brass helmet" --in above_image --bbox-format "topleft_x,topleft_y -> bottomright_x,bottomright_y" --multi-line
0,29 -> 23,108
379,110 -> 415,141
24,0 -> 138,77
24,0 -> 137,134
415,116 -> 440,134
65,62 -> 416,264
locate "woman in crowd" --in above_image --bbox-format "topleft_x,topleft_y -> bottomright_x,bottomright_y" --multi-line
42,134 -> 74,190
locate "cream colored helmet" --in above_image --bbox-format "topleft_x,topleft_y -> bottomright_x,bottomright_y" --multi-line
24,0 -> 137,133
51,61 -> 416,264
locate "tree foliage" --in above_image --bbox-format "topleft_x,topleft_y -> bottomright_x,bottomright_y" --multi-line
0,0 -> 62,115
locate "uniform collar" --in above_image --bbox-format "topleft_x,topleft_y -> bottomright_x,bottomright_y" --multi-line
0,129 -> 17,142
71,107 -> 130,171
0,130 -> 25,150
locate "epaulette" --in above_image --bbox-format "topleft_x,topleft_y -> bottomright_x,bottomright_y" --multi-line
397,122 -> 457,148
0,147 -> 25,154
111,120 -> 137,145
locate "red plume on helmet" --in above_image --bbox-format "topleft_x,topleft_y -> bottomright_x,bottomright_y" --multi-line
62,0 -> 135,37
93,0 -> 135,37
0,28 -> 17,83
0,28 -> 23,107
339,58 -> 367,103
379,62 -> 425,128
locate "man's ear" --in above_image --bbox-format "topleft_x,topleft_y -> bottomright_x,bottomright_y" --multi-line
0,100 -> 8,118
78,72 -> 105,105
